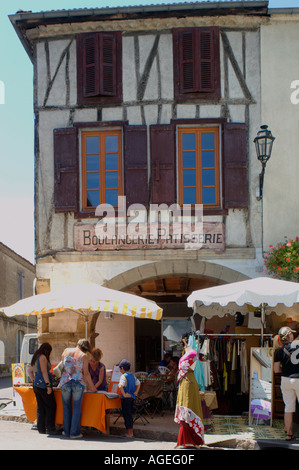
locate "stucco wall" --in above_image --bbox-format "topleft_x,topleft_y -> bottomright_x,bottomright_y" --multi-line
34,24 -> 262,260
261,14 -> 299,248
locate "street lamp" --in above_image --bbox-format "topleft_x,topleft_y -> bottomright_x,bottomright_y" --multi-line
254,125 -> 275,200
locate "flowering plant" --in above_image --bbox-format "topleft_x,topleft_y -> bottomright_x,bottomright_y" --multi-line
264,237 -> 299,282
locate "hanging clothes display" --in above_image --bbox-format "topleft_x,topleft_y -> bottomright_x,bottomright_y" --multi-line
197,335 -> 249,415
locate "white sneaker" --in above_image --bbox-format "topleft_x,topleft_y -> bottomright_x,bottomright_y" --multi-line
70,433 -> 83,439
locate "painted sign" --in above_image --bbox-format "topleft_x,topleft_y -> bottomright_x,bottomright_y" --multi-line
74,222 -> 225,252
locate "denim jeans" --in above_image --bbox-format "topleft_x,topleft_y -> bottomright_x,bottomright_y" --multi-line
60,380 -> 85,437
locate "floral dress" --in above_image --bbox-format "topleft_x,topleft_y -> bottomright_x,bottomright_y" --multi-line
174,349 -> 205,448
58,349 -> 85,388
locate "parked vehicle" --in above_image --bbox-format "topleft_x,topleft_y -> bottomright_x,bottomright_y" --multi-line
20,333 -> 38,381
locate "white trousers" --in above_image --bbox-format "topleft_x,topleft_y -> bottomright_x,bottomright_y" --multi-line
281,376 -> 299,413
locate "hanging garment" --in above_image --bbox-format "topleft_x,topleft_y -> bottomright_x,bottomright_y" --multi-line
223,362 -> 228,392
240,341 -> 249,394
188,335 -> 205,392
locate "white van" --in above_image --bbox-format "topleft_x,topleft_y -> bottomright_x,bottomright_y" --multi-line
20,333 -> 38,381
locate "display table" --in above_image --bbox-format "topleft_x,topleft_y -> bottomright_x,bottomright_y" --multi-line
14,387 -> 121,433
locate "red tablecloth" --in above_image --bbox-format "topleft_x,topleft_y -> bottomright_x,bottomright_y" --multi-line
14,387 -> 121,433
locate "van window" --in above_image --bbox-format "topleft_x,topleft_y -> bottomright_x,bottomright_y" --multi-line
29,338 -> 38,355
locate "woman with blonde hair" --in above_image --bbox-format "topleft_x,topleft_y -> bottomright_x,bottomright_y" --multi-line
59,339 -> 97,438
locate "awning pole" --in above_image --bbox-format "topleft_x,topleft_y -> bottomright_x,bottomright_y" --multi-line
261,303 -> 266,346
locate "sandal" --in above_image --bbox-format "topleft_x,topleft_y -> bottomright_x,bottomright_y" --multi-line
286,434 -> 296,441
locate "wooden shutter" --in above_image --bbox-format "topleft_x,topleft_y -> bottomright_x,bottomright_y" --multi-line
199,30 -> 214,92
173,27 -> 220,101
180,30 -> 197,94
124,125 -> 148,208
150,125 -> 176,205
222,123 -> 248,209
77,32 -> 122,105
99,33 -> 117,96
82,34 -> 100,97
53,128 -> 78,213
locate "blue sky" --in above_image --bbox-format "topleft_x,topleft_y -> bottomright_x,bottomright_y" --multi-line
0,0 -> 298,264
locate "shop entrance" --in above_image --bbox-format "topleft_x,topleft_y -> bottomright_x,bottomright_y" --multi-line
130,276 -> 215,372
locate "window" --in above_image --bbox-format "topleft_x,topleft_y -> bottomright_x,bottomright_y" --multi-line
77,31 -> 122,105
53,122 -> 247,217
178,127 -> 220,208
54,123 -> 149,216
173,27 -> 220,101
81,129 -> 123,210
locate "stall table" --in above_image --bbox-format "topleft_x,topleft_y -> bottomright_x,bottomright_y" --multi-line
14,386 -> 121,433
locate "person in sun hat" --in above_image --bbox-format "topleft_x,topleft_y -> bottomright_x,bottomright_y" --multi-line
118,359 -> 141,438
274,326 -> 299,441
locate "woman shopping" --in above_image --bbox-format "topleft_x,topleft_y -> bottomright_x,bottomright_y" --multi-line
89,348 -> 108,391
28,342 -> 58,435
174,342 -> 205,449
274,326 -> 299,441
59,339 -> 97,438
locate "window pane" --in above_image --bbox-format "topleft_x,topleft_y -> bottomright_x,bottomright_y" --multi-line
182,152 -> 196,168
86,191 -> 99,207
105,135 -> 118,153
86,155 -> 99,171
202,151 -> 215,168
86,173 -> 99,189
105,172 -> 118,189
202,169 -> 215,186
182,133 -> 195,150
201,133 -> 214,150
202,187 -> 215,204
86,136 -> 99,153
183,187 -> 196,204
183,169 -> 196,187
106,189 -> 118,206
105,154 -> 118,171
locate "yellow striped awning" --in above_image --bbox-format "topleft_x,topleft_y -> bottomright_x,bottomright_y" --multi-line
1,282 -> 163,321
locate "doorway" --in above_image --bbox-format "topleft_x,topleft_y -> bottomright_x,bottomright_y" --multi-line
132,276 -> 216,372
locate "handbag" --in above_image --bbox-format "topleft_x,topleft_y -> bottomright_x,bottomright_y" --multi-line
53,361 -> 64,378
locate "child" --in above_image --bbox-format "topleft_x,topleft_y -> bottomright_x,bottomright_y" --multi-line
118,359 -> 140,438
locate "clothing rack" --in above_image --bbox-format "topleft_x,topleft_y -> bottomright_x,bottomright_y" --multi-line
196,333 -> 272,337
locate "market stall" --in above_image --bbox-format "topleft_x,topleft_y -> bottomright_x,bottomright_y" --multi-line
186,277 -> 299,421
1,282 -> 163,434
14,386 -> 121,433
1,281 -> 163,336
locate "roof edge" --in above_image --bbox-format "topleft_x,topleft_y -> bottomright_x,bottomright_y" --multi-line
9,1 -> 269,61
